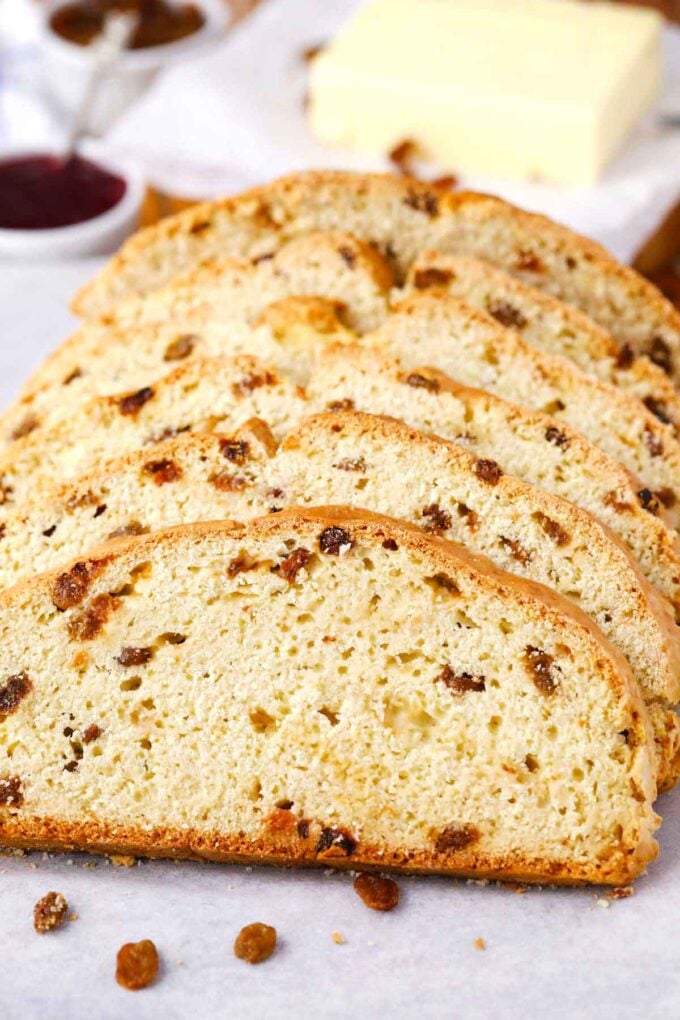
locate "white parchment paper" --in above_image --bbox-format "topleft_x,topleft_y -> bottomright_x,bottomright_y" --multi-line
0,262 -> 678,1020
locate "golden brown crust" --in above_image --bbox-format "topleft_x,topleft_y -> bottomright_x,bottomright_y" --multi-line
0,811 -> 656,887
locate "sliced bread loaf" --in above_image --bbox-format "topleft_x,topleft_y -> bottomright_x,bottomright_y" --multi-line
0,356 -> 306,511
71,171 -> 680,385
308,344 -> 680,621
0,507 -> 658,884
406,251 -> 680,433
371,293 -> 680,528
3,414 -> 676,784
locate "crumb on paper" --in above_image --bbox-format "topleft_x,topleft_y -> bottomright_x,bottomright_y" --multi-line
82,861 -> 97,869
595,898 -> 610,909
69,912 -> 78,922
474,937 -> 486,951
607,886 -> 634,901
506,882 -> 528,895
110,854 -> 136,868
34,892 -> 69,934
332,931 -> 346,945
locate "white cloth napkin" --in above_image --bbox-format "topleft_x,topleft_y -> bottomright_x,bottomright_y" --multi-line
73,0 -> 680,262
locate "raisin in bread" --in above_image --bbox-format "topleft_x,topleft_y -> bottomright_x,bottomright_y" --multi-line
406,251 -> 680,433
308,344 -> 680,621
72,171 -> 680,385
0,508 -> 658,885
0,356 -> 306,512
1,293 -> 352,446
3,415 -> 676,784
369,293 -> 680,527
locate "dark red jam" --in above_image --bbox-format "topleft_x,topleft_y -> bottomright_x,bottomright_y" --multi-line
0,155 -> 127,230
50,1 -> 205,50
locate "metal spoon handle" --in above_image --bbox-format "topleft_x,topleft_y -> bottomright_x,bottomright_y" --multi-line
65,11 -> 139,155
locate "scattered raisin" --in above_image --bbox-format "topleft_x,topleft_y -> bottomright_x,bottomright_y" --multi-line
33,892 -> 68,934
431,174 -> 458,190
487,301 -> 527,330
427,573 -> 460,595
435,823 -> 481,852
297,819 -> 310,839
63,367 -> 83,385
514,250 -> 544,273
211,472 -> 248,492
524,646 -> 558,695
644,428 -> 663,457
412,267 -> 452,290
82,724 -> 102,744
382,538 -> 398,551
532,512 -> 570,546
67,593 -> 120,641
436,664 -> 485,694
421,503 -> 452,533
0,775 -> 23,807
316,827 -> 356,858
63,761 -> 79,773
389,138 -> 418,174
42,524 -> 57,538
232,371 -> 276,397
319,527 -> 353,555
337,245 -> 356,268
499,535 -> 531,565
647,336 -> 673,375
615,344 -> 635,370
52,561 -> 101,610
107,521 -> 147,540
279,548 -> 313,584
143,459 -> 182,485
93,504 -> 107,518
164,335 -> 196,362
656,487 -> 676,509
405,372 -> 440,392
638,488 -> 660,514
116,940 -> 159,990
220,439 -> 250,465
234,924 -> 277,965
11,414 -> 39,441
0,672 -> 32,719
404,189 -> 438,216
119,387 -> 154,416
117,647 -> 153,667
643,396 -> 672,424
334,457 -> 366,472
327,399 -> 355,412
473,459 -> 502,485
354,873 -> 399,912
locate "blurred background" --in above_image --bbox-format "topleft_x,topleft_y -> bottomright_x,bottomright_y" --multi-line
0,0 -> 679,303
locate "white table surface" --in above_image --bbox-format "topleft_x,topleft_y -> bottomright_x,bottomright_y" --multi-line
0,261 -> 679,1020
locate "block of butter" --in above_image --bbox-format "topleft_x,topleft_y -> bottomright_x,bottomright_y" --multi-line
308,0 -> 662,186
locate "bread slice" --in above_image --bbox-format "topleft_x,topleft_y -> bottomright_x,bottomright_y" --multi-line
0,356 -> 305,511
3,414 -> 676,784
0,292 -> 352,447
3,232 -> 385,444
308,345 -> 680,622
371,293 -> 680,528
0,507 -> 658,885
406,251 -> 680,433
71,171 -> 680,385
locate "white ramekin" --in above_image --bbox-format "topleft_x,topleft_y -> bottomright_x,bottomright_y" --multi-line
0,150 -> 145,259
39,0 -> 229,132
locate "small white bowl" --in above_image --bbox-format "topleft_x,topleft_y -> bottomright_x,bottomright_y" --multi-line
0,151 -> 144,260
40,0 -> 229,133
